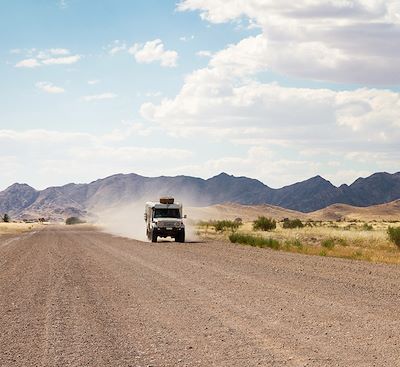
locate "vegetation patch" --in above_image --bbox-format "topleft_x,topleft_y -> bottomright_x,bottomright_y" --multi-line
65,217 -> 86,225
387,226 -> 400,248
284,239 -> 303,249
253,216 -> 276,231
1,214 -> 10,223
198,219 -> 241,232
321,238 -> 335,249
229,233 -> 280,250
197,218 -> 400,264
282,218 -> 304,229
362,223 -> 373,231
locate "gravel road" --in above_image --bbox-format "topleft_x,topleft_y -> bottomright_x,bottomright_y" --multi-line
0,226 -> 399,367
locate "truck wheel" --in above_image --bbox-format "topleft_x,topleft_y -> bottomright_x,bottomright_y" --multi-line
176,231 -> 185,243
151,232 -> 157,243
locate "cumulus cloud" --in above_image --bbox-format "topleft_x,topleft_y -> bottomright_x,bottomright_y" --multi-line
81,93 -> 117,102
140,29 -> 400,182
36,81 -> 65,94
129,39 -> 178,67
178,0 -> 400,84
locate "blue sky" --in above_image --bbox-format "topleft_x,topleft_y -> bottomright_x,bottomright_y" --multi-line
0,0 -> 399,190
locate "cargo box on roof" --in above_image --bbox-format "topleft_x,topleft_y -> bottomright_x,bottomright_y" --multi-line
160,197 -> 174,204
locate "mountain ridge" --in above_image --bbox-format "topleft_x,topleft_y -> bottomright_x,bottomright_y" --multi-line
1,171 -> 399,220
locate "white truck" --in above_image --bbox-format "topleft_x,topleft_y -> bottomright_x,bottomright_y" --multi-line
144,197 -> 186,243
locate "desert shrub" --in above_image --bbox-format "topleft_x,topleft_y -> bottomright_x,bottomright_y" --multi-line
2,213 -> 10,223
335,238 -> 348,247
388,226 -> 400,248
229,233 -> 280,250
282,218 -> 304,229
285,239 -> 303,249
214,220 -> 241,232
253,216 -> 276,231
362,223 -> 373,231
199,219 -> 242,232
321,238 -> 335,249
65,217 -> 85,225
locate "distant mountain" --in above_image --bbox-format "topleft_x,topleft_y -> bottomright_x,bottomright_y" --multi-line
0,171 -> 399,220
0,184 -> 39,216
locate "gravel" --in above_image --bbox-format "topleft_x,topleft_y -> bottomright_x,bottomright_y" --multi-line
1,226 -> 399,367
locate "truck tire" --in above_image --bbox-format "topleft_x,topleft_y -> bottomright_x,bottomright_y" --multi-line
176,231 -> 185,243
151,232 -> 157,243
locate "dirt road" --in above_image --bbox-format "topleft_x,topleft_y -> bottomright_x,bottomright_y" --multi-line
0,226 -> 399,367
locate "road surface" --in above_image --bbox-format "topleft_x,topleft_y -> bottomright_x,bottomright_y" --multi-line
0,226 -> 399,366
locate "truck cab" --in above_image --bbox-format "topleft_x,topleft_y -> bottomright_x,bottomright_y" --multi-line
144,197 -> 186,243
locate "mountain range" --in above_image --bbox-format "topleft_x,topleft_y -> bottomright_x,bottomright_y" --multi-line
0,171 -> 399,220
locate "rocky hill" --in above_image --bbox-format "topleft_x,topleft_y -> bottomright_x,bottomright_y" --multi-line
0,171 -> 399,220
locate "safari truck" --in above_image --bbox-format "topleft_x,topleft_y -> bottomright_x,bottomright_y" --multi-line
144,197 -> 186,243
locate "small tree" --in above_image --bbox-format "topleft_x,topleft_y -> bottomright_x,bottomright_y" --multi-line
388,226 -> 400,248
282,218 -> 304,229
2,213 -> 10,223
65,217 -> 85,225
253,216 -> 276,231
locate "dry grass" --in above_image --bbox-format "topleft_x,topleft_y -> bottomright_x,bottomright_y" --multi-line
197,220 -> 400,264
0,222 -> 40,236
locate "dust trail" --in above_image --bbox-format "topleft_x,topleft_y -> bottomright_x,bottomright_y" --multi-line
93,202 -> 148,241
92,200 -> 199,242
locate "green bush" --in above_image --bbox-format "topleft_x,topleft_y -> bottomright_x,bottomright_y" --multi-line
229,233 -> 280,250
198,219 -> 242,232
362,223 -> 373,231
253,216 -> 276,231
321,238 -> 335,249
65,217 -> 85,225
286,239 -> 303,249
282,218 -> 304,229
388,226 -> 400,248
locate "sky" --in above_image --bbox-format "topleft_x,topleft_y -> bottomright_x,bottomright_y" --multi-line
0,0 -> 399,190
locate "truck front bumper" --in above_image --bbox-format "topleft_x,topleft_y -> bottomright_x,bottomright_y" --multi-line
153,227 -> 184,238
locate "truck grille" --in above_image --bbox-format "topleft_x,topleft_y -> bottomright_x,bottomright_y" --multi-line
158,221 -> 176,228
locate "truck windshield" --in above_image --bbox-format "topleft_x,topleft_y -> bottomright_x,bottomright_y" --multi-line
154,208 -> 181,219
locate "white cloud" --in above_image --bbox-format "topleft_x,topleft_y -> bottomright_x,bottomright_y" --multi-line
140,32 -> 400,181
81,93 -> 117,102
42,55 -> 81,65
106,40 -> 127,55
178,0 -> 400,84
180,35 -> 195,42
0,128 -> 191,190
36,81 -> 65,94
15,58 -> 41,68
49,48 -> 70,55
129,39 -> 178,67
14,49 -> 80,68
197,50 -> 212,57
